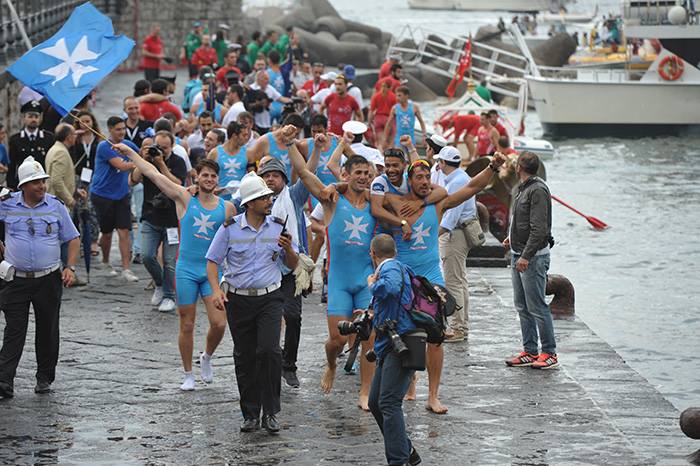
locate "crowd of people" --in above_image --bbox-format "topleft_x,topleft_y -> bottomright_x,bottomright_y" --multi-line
0,20 -> 558,466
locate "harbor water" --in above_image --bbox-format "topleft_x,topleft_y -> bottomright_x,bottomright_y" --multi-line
330,0 -> 700,410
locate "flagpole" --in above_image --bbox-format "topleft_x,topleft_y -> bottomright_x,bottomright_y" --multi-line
70,111 -> 112,145
4,0 -> 33,51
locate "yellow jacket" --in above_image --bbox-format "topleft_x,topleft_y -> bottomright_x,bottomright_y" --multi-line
45,141 -> 76,208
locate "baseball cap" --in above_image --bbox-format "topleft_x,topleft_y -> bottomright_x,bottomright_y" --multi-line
343,64 -> 356,80
434,146 -> 462,163
320,71 -> 337,81
342,120 -> 367,135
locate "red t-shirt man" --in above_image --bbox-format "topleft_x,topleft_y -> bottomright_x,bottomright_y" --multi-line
139,100 -> 183,122
216,65 -> 243,89
301,79 -> 328,97
142,34 -> 163,70
451,114 -> 481,142
379,60 -> 393,80
191,46 -> 218,70
494,122 -> 507,137
374,76 -> 401,93
370,90 -> 397,117
324,93 -> 360,135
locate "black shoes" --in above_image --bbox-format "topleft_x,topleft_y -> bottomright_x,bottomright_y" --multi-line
0,382 -> 13,399
409,447 -> 422,465
240,418 -> 260,433
262,414 -> 280,434
282,370 -> 300,388
34,381 -> 52,394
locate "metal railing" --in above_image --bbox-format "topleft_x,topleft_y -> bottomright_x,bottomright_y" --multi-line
623,0 -> 697,25
535,65 -> 647,82
386,24 -> 532,99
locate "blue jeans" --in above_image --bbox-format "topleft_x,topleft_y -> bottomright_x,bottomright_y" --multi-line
368,352 -> 415,465
511,253 -> 556,355
130,184 -> 144,255
141,220 -> 177,300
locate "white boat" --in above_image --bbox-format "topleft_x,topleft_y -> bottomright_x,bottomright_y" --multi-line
512,2 -> 700,137
539,4 -> 599,24
408,0 -> 550,13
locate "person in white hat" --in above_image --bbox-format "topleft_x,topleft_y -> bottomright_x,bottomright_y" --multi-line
205,171 -> 299,434
309,71 -> 337,114
0,156 -> 80,398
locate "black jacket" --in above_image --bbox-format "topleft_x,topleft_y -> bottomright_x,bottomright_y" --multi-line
7,129 -> 55,189
509,176 -> 552,260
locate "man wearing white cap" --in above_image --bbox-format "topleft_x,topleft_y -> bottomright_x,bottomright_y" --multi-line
0,156 -> 80,398
435,146 -> 480,342
310,71 -> 337,114
205,172 -> 299,434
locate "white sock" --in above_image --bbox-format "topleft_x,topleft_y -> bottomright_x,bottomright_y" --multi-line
184,371 -> 193,378
202,352 -> 211,360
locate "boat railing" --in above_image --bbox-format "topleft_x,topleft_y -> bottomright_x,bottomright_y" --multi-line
623,0 -> 697,26
387,24 -> 532,99
536,65 -> 647,82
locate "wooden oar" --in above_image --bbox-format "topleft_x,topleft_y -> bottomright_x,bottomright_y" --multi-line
551,195 -> 608,230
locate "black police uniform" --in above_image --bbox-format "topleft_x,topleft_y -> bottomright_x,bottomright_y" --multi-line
7,101 -> 55,189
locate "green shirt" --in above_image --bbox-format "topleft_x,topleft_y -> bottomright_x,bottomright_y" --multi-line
184,32 -> 201,59
247,42 -> 260,67
212,39 -> 227,67
476,85 -> 492,103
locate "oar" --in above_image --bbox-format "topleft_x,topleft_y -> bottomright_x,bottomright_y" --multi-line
551,195 -> 608,230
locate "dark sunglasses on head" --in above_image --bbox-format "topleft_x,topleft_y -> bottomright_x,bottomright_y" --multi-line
383,148 -> 406,161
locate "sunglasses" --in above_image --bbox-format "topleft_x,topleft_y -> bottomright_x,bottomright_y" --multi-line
383,148 -> 405,160
26,218 -> 52,236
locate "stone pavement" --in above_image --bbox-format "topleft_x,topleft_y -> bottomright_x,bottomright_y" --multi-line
0,262 -> 695,465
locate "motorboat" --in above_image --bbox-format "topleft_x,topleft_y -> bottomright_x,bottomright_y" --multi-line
513,2 -> 700,137
407,0 -> 551,13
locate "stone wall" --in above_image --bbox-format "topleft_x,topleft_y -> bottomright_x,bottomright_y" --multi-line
108,0 -> 258,70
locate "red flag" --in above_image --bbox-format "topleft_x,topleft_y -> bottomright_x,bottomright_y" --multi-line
445,39 -> 472,97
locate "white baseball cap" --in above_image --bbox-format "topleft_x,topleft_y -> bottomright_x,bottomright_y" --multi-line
428,134 -> 447,149
320,71 -> 338,81
342,120 -> 368,135
433,146 -> 462,163
17,156 -> 50,187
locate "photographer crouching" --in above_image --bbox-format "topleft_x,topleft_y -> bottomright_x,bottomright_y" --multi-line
367,234 -> 422,466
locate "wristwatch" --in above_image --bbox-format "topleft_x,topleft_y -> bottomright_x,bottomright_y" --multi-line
65,265 -> 76,272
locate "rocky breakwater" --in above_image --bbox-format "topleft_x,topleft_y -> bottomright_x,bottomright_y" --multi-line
261,0 -> 391,70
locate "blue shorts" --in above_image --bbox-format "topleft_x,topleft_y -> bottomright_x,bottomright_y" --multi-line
176,263 -> 214,306
327,280 -> 371,318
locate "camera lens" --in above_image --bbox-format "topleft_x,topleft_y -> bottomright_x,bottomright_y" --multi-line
365,349 -> 377,363
337,321 -> 356,336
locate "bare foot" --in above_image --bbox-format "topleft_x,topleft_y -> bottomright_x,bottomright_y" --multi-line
404,374 -> 417,401
426,397 -> 448,414
321,365 -> 336,394
357,394 -> 370,411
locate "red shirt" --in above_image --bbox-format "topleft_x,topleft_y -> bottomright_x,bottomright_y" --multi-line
502,147 -> 518,156
374,76 -> 401,93
452,114 -> 481,141
370,91 -> 397,116
495,122 -> 507,137
379,61 -> 393,80
324,93 -> 360,135
142,34 -> 162,69
140,100 -> 183,122
191,46 -> 218,69
216,65 -> 243,88
302,79 -> 328,97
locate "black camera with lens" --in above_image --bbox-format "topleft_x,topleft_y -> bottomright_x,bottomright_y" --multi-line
338,311 -> 372,341
376,319 -> 409,357
146,144 -> 163,162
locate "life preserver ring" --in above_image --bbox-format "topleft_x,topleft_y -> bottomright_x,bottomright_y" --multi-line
658,55 -> 684,81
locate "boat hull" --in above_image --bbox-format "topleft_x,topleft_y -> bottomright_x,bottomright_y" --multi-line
527,76 -> 700,138
408,0 -> 549,12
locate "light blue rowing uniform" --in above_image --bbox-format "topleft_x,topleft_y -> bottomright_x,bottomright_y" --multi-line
176,196 -> 227,305
308,136 -> 338,207
327,194 -> 376,318
194,100 -> 224,122
268,67 -> 285,123
393,101 -> 416,146
216,144 -> 248,200
266,132 -> 292,183
393,204 -> 444,286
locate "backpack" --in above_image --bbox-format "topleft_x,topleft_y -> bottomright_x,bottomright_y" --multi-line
400,266 -> 455,345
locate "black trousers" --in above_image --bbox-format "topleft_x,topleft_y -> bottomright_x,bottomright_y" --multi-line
144,67 -> 160,82
0,270 -> 63,388
281,272 -> 302,372
226,289 -> 283,420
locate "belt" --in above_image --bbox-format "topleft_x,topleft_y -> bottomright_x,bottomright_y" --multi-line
229,282 -> 281,297
14,264 -> 61,279
457,217 -> 478,229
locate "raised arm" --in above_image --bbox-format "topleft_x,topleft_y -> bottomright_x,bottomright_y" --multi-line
326,137 -> 348,180
399,135 -> 421,163
287,137 -> 327,199
443,154 -> 505,210
305,133 -> 324,174
112,143 -> 189,212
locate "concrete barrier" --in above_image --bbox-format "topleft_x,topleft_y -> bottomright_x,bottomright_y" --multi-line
681,408 -> 700,440
340,31 -> 370,43
274,7 -> 317,32
296,27 -> 382,69
314,15 -> 347,38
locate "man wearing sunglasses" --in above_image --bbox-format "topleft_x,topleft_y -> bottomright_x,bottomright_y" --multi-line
383,150 -> 507,414
0,156 -> 80,398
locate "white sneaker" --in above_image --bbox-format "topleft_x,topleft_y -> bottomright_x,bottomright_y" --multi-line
104,263 -> 118,277
158,298 -> 176,312
122,269 -> 139,282
150,287 -> 164,307
180,374 -> 195,391
200,353 -> 213,383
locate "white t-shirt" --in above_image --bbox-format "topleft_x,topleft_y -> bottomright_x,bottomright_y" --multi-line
221,101 -> 246,128
311,88 -> 332,113
431,164 -> 446,186
173,144 -> 192,172
186,131 -> 205,152
250,83 -> 282,129
310,202 -> 324,222
371,173 -> 409,197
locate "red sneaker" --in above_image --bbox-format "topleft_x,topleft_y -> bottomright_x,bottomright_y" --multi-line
505,351 -> 539,367
532,353 -> 559,370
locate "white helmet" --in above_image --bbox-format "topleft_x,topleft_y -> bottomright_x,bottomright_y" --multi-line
17,156 -> 49,187
238,172 -> 273,206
